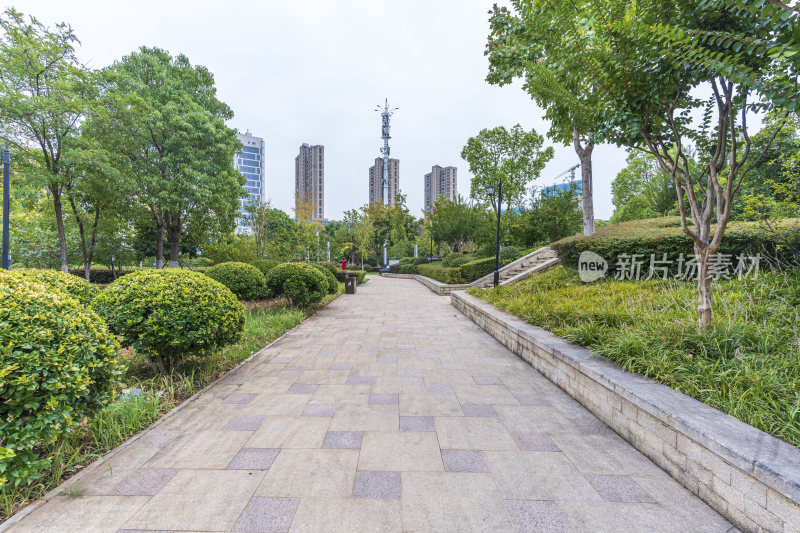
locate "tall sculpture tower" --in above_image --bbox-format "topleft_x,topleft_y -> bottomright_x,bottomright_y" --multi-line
375,99 -> 398,205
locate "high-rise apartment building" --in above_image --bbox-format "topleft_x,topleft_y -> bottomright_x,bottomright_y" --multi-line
295,144 -> 325,221
424,165 -> 457,212
368,157 -> 400,206
234,130 -> 266,233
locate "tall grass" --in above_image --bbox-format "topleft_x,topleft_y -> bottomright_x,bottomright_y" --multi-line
0,291 -> 340,522
470,267 -> 800,447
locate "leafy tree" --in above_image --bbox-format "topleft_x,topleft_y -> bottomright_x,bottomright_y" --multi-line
487,0 -> 800,330
361,201 -> 392,266
461,124 -> 553,217
429,196 -> 483,253
105,47 -> 243,268
522,185 -> 583,244
0,9 -> 99,272
293,194 -> 323,260
245,200 -> 298,260
610,152 -> 678,223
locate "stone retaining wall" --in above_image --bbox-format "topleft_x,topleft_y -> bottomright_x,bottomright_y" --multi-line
451,290 -> 800,533
381,273 -> 471,295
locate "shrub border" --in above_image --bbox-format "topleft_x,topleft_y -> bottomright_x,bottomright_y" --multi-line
0,293 -> 343,530
381,272 -> 471,295
450,290 -> 800,533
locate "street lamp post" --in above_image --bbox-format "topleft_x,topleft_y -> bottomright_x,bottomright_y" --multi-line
2,143 -> 10,270
486,179 -> 502,288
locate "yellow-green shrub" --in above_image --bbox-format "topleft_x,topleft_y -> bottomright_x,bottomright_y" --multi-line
266,263 -> 328,305
205,261 -> 267,300
0,272 -> 121,488
17,269 -> 99,306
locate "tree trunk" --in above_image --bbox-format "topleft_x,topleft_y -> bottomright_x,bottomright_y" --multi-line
166,213 -> 181,268
51,187 -> 69,273
155,219 -> 165,269
573,125 -> 595,237
67,193 -> 100,281
696,245 -> 714,331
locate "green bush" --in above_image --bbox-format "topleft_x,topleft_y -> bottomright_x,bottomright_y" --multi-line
0,272 -> 121,488
398,264 -> 419,274
459,256 -> 511,282
18,269 -> 99,306
266,263 -> 329,305
334,270 -> 367,284
250,259 -> 280,277
68,268 -> 134,284
412,257 -> 430,265
417,263 -> 464,284
205,261 -> 267,300
92,270 -> 245,370
388,262 -> 408,273
316,262 -> 339,276
442,252 -> 470,268
551,217 -> 800,272
499,246 -> 521,261
307,263 -> 339,294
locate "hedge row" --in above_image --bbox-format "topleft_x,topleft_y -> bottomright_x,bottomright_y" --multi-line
414,256 -> 512,284
551,217 -> 800,271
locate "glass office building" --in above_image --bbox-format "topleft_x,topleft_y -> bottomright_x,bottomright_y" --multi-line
234,130 -> 267,233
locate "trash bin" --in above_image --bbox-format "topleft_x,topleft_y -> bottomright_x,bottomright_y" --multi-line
345,275 -> 357,294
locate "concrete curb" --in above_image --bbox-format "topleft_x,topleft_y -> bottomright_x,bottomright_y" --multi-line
0,294 -> 343,531
451,290 -> 800,533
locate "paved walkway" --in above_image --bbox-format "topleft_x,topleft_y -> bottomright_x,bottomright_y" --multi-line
9,276 -> 735,533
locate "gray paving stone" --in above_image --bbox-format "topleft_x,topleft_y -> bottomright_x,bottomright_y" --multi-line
226,448 -> 280,470
473,376 -> 503,385
317,351 -> 337,358
462,403 -> 498,417
232,496 -> 299,532
418,352 -> 439,359
352,470 -> 401,499
130,429 -> 181,448
369,393 -> 399,405
288,383 -> 318,394
584,473 -> 657,503
278,369 -> 304,377
222,392 -> 258,405
302,403 -> 337,417
111,468 -> 178,495
442,449 -> 489,473
377,357 -> 397,364
268,357 -> 294,364
347,375 -> 373,385
322,431 -> 364,449
571,416 -> 613,435
426,383 -> 453,394
399,416 -> 435,432
224,415 -> 266,431
442,362 -> 466,370
504,499 -> 575,533
398,368 -> 422,377
512,433 -> 561,452
330,362 -> 354,370
514,393 -> 552,406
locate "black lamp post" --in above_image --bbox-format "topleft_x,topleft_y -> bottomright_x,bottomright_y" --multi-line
486,179 -> 502,288
2,143 -> 9,270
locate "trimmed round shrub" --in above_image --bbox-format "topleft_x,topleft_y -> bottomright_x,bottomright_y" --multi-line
266,263 -> 328,305
308,263 -> 338,294
412,257 -> 430,265
17,269 -> 99,306
205,261 -> 267,300
0,271 -> 121,488
499,246 -> 522,261
316,262 -> 339,276
443,252 -> 470,268
398,264 -> 418,274
250,259 -> 280,277
92,270 -> 245,368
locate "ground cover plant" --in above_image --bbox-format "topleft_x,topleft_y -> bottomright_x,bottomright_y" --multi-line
470,266 -> 800,447
0,284 -> 342,521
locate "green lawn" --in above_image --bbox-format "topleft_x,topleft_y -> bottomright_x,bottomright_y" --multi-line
0,287 -> 342,521
469,267 -> 800,448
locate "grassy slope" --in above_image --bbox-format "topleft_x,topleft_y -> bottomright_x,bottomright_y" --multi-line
0,287 -> 343,521
470,267 -> 800,447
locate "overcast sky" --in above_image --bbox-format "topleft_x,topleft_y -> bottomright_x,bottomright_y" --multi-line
14,0 -> 630,220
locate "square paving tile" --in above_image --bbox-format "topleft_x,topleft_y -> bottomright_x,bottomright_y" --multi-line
322,431 -> 364,449
111,468 -> 178,496
418,352 -> 439,359
462,403 -> 498,417
514,393 -> 552,406
442,362 -> 466,370
485,451 -> 602,501
441,450 -> 488,473
222,392 -> 258,405
512,433 -> 561,452
17,496 -> 150,533
290,498 -> 401,533
571,417 -> 613,435
397,368 -> 422,377
256,449 -> 359,498
347,375 -> 373,385
435,418 -> 519,450
330,362 -> 353,370
377,357 -> 397,364
302,403 -> 337,417
584,474 -> 657,503
399,416 -> 435,432
360,347 -> 378,353
288,383 -> 318,394
278,369 -> 304,377
368,392 -> 399,405
425,383 -> 453,394
130,429 -> 181,449
504,500 -> 574,533
473,376 -> 503,385
317,351 -> 337,358
232,496 -> 299,532
359,431 -> 443,471
227,448 -> 280,470
224,415 -> 266,431
352,470 -> 401,499
145,430 -> 251,469
268,357 -> 294,364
